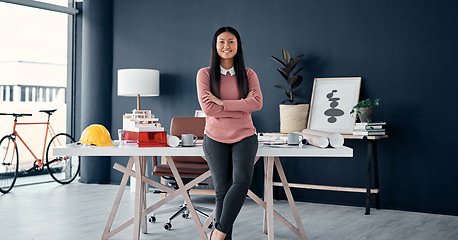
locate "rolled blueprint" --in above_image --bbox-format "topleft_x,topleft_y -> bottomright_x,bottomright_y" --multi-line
301,129 -> 344,148
295,132 -> 329,148
167,135 -> 180,148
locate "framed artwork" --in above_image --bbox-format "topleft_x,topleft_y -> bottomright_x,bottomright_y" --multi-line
307,77 -> 361,134
195,110 -> 206,117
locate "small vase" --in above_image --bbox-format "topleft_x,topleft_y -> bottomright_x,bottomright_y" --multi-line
357,107 -> 373,122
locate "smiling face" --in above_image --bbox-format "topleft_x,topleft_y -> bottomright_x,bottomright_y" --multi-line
216,31 -> 238,62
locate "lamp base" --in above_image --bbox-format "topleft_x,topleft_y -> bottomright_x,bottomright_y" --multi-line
137,94 -> 140,110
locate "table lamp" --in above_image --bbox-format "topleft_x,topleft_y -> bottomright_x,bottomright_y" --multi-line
117,69 -> 160,110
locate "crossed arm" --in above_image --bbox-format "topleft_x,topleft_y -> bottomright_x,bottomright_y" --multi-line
196,68 -> 263,119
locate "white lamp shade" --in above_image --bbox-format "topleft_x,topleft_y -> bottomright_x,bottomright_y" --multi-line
117,69 -> 160,96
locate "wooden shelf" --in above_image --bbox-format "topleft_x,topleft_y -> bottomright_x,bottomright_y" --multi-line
342,134 -> 388,140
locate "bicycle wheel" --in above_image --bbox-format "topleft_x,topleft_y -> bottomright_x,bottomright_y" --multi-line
0,135 -> 19,193
46,133 -> 80,184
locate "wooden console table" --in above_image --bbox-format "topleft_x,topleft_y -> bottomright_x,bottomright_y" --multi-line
342,134 -> 388,215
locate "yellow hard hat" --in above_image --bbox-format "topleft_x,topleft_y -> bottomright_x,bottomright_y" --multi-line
79,124 -> 115,146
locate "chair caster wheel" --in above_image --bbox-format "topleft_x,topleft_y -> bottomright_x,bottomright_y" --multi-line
148,216 -> 156,223
182,213 -> 189,219
164,222 -> 172,230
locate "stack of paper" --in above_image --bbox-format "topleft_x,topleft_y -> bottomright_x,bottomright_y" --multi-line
258,135 -> 287,145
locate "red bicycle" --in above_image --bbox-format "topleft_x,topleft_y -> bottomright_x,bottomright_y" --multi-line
0,109 -> 80,193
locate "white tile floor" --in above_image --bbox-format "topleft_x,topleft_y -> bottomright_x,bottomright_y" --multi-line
1,180 -> 457,240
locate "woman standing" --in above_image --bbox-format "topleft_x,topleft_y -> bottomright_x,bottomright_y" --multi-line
196,26 -> 263,240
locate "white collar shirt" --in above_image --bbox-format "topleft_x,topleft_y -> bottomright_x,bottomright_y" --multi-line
220,66 -> 236,76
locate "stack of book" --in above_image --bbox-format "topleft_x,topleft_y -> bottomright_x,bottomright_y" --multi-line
353,122 -> 386,136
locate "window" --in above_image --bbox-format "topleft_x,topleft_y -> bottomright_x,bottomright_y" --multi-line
0,0 -> 77,183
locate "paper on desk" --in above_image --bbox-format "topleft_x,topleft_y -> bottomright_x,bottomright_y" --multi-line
258,136 -> 287,145
262,144 -> 305,148
195,140 -> 203,146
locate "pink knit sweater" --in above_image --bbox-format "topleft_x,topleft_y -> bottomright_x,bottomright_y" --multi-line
196,67 -> 263,144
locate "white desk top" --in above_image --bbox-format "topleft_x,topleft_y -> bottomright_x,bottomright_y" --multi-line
54,142 -> 353,158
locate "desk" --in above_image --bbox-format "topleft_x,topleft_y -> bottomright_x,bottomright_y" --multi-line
55,143 -> 352,240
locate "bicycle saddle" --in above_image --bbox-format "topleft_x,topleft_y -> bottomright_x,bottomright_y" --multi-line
39,109 -> 57,114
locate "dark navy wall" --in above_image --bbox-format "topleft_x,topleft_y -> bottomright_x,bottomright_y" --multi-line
102,0 -> 458,215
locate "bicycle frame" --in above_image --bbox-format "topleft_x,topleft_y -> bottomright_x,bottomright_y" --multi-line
9,118 -> 57,168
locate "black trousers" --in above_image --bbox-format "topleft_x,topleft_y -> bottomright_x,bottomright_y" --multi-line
203,134 -> 258,240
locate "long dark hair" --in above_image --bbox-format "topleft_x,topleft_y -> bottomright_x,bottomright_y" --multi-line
209,26 -> 249,99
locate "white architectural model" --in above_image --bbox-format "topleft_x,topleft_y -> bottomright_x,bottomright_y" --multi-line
122,109 -> 164,132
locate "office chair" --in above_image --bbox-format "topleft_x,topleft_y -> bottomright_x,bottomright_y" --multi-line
151,117 -> 213,230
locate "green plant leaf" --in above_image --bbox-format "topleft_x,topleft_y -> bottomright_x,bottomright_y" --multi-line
282,49 -> 291,64
374,98 -> 380,106
291,75 -> 303,89
353,98 -> 380,110
365,98 -> 372,106
270,56 -> 286,67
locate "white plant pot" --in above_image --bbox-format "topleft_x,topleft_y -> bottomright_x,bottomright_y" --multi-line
357,107 -> 374,122
279,104 -> 310,133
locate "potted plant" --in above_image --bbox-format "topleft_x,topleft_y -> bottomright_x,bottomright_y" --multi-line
350,98 -> 380,123
271,49 -> 309,133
